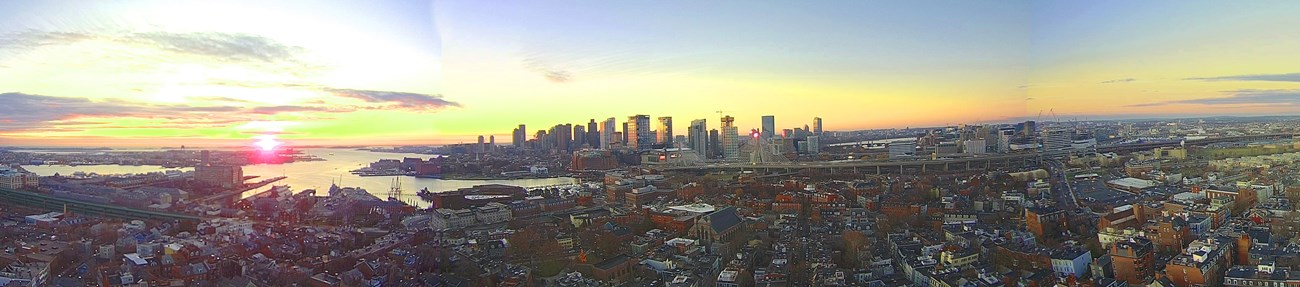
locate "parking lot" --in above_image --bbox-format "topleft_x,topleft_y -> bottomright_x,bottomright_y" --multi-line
1072,179 -> 1138,207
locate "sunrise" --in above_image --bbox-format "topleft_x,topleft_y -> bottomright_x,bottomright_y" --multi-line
2,1 -> 1300,286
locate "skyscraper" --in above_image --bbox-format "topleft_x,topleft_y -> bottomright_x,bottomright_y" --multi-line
573,124 -> 586,148
512,124 -> 526,147
550,124 -> 572,152
601,117 -> 617,149
709,129 -> 721,159
813,117 -> 822,135
688,119 -> 708,158
761,115 -> 775,139
721,115 -> 739,160
587,119 -> 600,149
656,117 -> 673,146
628,115 -> 652,150
622,121 -> 630,145
477,135 -> 486,153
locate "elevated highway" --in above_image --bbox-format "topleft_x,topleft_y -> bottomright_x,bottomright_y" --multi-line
0,187 -> 204,223
661,133 -> 1297,174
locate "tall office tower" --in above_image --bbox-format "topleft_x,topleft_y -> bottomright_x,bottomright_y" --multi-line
709,129 -> 721,159
573,125 -> 586,148
535,130 -> 548,150
997,127 -> 1015,153
550,124 -> 572,152
813,117 -> 822,134
587,119 -> 600,149
627,115 -> 652,150
721,115 -> 740,160
601,117 -> 617,149
624,120 -> 634,144
1018,120 -> 1038,137
761,115 -> 775,139
489,135 -> 495,152
477,135 -> 486,153
807,135 -> 820,154
656,117 -> 674,146
688,119 -> 708,158
1041,128 -> 1072,159
562,124 -> 573,151
512,124 -> 526,147
782,129 -> 793,138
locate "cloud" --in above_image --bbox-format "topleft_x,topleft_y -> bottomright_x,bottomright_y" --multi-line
1,30 -> 304,63
250,105 -> 356,114
1127,89 -> 1300,107
325,88 -> 460,110
0,92 -> 365,132
128,32 -> 302,62
522,57 -> 575,83
1184,73 -> 1300,82
543,70 -> 572,83
1100,78 -> 1136,84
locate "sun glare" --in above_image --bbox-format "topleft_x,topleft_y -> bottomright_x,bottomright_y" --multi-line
254,135 -> 282,151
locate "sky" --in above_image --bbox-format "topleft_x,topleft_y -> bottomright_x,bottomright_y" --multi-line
0,0 -> 1297,147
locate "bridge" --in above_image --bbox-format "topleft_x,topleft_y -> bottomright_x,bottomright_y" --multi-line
193,176 -> 287,205
0,188 -> 204,223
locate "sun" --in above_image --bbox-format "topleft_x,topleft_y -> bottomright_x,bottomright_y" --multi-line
254,135 -> 282,152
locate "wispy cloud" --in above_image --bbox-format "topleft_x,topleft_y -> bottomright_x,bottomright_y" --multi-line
0,92 -> 238,131
325,88 -> 460,111
1127,89 -> 1300,107
1100,78 -> 1135,84
1,30 -> 303,63
1184,73 -> 1300,82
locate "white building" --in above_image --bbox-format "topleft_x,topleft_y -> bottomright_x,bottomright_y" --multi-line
1050,248 -> 1092,279
889,141 -> 917,159
475,202 -> 512,225
431,208 -> 477,230
0,167 -> 37,189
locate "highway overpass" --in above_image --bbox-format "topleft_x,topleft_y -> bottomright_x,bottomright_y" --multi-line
0,188 -> 204,223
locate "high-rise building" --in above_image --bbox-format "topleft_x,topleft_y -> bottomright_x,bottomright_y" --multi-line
656,117 -> 673,146
688,119 -> 708,158
622,122 -> 630,145
761,115 -> 775,139
196,165 -> 243,188
587,119 -> 600,149
573,124 -> 586,148
551,124 -> 573,152
512,124 -> 526,147
806,135 -> 820,154
813,117 -> 822,134
477,135 -> 486,153
628,115 -> 652,150
721,115 -> 740,160
601,117 -> 617,149
709,129 -> 721,159
1041,128 -> 1072,159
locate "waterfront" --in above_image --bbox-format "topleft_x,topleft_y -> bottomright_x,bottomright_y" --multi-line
21,148 -> 576,208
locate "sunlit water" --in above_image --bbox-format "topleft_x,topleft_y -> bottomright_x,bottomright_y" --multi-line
22,148 -> 576,208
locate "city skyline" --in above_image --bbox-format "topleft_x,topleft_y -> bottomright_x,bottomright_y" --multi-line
3,1 -> 1300,147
